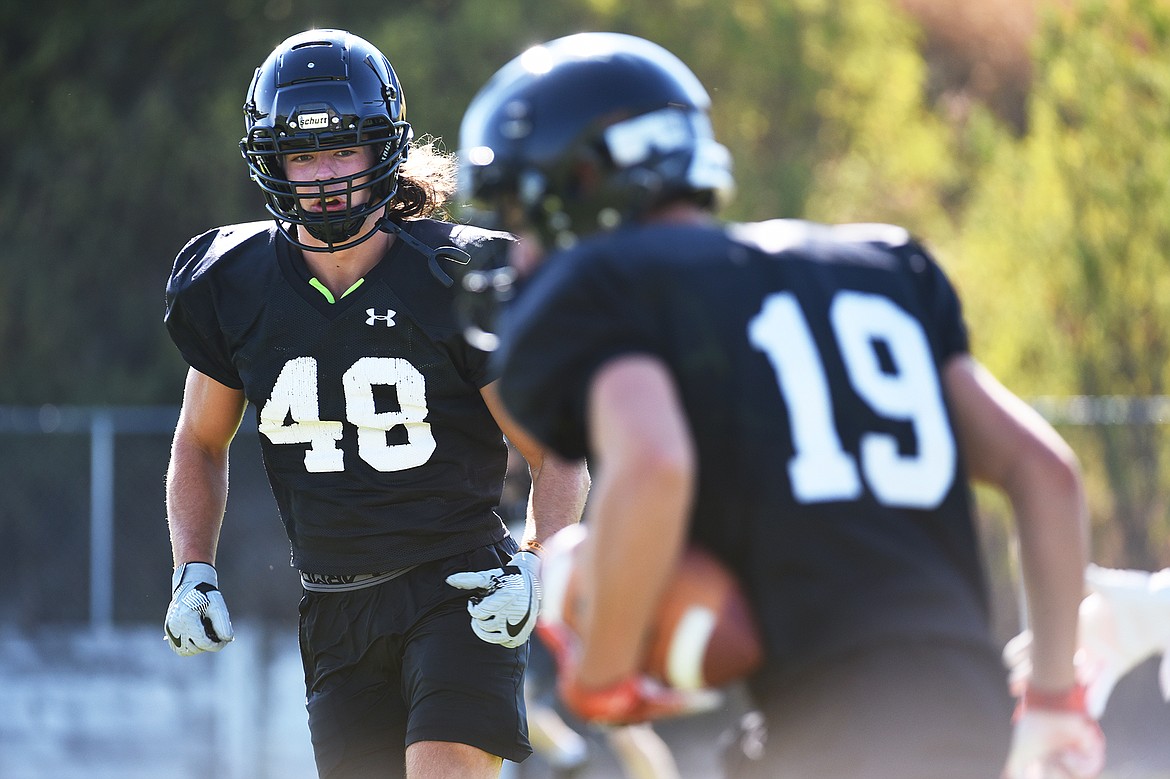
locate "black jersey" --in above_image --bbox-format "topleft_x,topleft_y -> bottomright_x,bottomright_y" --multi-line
165,219 -> 516,574
495,218 -> 995,674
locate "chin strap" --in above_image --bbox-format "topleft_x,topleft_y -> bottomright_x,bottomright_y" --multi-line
378,218 -> 471,287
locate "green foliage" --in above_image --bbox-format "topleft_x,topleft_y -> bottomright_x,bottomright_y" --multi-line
953,0 -> 1170,568
796,0 -> 959,237
959,0 -> 1170,396
0,1 -> 273,403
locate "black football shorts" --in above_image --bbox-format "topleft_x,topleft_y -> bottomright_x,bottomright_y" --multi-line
299,538 -> 530,778
726,638 -> 1013,779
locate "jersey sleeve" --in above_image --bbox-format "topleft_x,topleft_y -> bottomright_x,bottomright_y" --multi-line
163,230 -> 244,389
496,251 -> 661,459
898,238 -> 970,363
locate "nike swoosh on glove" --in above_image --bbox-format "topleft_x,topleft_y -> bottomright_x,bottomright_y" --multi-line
446,550 -> 541,648
164,562 -> 235,657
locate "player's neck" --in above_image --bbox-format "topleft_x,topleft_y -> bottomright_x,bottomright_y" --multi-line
301,227 -> 394,297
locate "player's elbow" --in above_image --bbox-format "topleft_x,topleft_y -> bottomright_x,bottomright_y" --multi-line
627,438 -> 695,495
1002,435 -> 1084,509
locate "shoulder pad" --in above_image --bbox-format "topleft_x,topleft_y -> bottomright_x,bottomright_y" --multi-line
171,221 -> 277,285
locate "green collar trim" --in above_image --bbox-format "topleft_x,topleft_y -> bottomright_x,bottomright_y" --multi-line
308,277 -> 365,304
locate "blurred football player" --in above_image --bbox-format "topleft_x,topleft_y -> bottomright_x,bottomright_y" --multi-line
457,32 -> 1103,779
161,28 -> 588,779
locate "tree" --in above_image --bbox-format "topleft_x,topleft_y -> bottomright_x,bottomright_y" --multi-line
955,0 -> 1170,568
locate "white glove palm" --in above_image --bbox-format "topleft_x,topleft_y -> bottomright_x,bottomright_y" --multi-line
446,550 -> 541,648
1004,709 -> 1105,779
164,562 -> 235,656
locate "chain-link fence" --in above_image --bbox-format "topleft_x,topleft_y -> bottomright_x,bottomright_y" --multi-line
0,405 -> 299,631
1,401 -> 1169,778
4,398 -> 1167,637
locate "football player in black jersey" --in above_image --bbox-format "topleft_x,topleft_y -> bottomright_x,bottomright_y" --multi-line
457,32 -> 1104,779
161,29 -> 589,779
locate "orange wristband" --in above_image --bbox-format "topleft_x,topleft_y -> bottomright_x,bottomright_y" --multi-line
560,674 -> 642,724
1021,682 -> 1088,713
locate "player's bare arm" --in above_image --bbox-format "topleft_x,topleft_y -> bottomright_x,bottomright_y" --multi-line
166,367 -> 247,566
164,367 -> 246,656
481,380 -> 590,549
944,354 -> 1087,692
576,353 -> 696,688
529,353 -> 716,726
945,354 -> 1102,778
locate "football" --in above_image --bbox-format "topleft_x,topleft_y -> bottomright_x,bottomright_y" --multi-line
539,524 -> 763,691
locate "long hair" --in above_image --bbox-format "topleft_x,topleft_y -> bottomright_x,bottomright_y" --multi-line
389,135 -> 458,219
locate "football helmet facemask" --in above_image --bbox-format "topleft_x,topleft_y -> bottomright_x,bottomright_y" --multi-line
241,29 -> 412,252
458,32 -> 734,251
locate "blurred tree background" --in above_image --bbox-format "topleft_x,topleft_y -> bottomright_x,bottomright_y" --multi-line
1,0 -> 1168,629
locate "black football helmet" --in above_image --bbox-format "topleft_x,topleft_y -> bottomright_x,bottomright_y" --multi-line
241,29 -> 412,252
458,32 -> 734,249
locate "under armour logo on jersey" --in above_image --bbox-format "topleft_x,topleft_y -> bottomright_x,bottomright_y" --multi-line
366,309 -> 396,327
